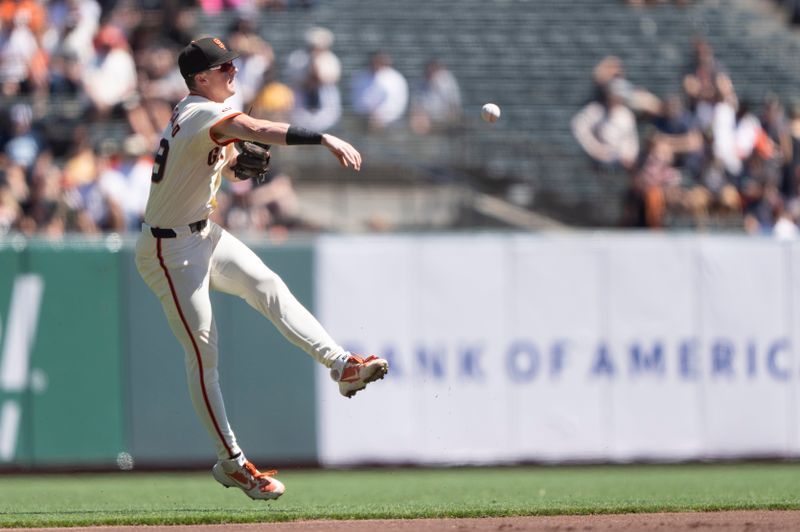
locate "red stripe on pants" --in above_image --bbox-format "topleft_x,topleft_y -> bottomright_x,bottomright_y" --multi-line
156,237 -> 234,458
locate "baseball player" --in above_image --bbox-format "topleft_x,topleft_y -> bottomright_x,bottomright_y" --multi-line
134,37 -> 389,501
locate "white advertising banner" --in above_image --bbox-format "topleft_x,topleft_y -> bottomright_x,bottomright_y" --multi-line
315,234 -> 800,465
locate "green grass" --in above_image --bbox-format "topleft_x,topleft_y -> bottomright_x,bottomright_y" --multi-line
1,464 -> 799,527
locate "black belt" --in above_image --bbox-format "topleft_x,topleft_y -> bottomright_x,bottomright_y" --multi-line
150,219 -> 207,238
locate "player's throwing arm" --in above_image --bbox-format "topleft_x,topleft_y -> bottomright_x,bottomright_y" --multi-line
212,113 -> 362,172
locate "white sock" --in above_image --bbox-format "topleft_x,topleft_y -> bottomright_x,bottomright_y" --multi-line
329,352 -> 352,382
220,452 -> 247,472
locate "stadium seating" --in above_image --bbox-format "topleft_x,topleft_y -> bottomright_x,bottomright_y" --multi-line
194,0 -> 800,226
15,0 -> 800,227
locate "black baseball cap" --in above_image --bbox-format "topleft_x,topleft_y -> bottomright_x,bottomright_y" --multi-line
178,37 -> 240,78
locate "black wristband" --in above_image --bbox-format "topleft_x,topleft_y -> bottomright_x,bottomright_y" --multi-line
286,125 -> 323,145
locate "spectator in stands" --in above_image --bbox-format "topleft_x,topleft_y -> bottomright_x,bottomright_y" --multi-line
43,0 -> 99,96
742,181 -> 784,235
572,77 -> 640,171
81,24 -> 137,118
61,124 -> 95,187
19,150 -> 67,236
220,177 -> 248,232
96,134 -> 152,231
0,7 -> 39,96
709,73 -> 743,182
683,38 -> 724,133
91,139 -> 130,229
53,0 -> 101,68
772,0 -> 800,25
736,101 -> 767,169
134,43 -> 185,104
351,51 -> 409,131
0,0 -> 46,34
13,0 -> 49,98
0,178 -> 20,235
409,59 -> 462,135
686,38 -> 725,78
759,94 -> 792,189
127,42 -> 187,146
250,64 -> 294,122
117,134 -> 152,230
650,94 -> 705,180
726,99 -> 779,235
162,7 -> 198,49
591,55 -> 661,115
63,139 -> 125,233
591,55 -> 624,100
3,103 -> 41,171
224,170 -> 306,236
772,199 -> 799,239
286,26 -> 342,131
782,102 -> 800,200
687,152 -> 741,229
227,16 -> 275,110
48,48 -> 83,95
1,161 -> 27,227
627,137 -> 686,228
104,0 -> 143,41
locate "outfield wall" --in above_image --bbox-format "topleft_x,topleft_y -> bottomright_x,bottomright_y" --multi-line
316,234 -> 800,465
0,237 -> 317,469
1,233 -> 799,469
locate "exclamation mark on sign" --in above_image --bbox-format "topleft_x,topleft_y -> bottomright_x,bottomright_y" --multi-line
0,274 -> 44,462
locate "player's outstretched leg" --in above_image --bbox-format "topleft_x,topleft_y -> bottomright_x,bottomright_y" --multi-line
209,228 -> 346,366
212,454 -> 285,500
330,353 -> 389,398
209,228 -> 390,397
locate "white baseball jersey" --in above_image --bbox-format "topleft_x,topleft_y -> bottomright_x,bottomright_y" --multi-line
144,95 -> 241,228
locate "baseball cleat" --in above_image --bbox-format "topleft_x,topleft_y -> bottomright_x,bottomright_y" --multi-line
212,458 -> 285,500
334,354 -> 389,398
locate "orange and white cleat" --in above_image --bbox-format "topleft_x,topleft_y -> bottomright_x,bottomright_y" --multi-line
332,354 -> 389,398
212,457 -> 285,500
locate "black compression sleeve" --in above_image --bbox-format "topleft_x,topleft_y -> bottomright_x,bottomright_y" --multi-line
286,125 -> 323,145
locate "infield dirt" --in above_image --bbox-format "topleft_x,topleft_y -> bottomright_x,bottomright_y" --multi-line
15,510 -> 800,531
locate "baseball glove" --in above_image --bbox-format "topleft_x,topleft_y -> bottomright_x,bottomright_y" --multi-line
232,141 -> 272,184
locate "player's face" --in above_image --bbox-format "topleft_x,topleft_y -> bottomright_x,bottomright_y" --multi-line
206,61 -> 237,100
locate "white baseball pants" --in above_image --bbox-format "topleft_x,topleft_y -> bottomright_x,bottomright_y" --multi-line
135,221 -> 348,460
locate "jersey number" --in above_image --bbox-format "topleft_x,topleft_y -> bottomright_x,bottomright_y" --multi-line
150,141 -> 223,184
151,138 -> 170,183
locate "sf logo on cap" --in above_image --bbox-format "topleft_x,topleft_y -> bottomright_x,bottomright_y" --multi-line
213,38 -> 226,50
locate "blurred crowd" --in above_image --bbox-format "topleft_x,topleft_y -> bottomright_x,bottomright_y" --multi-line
771,0 -> 800,24
9,0 -> 797,238
0,0 -> 464,237
572,39 -> 800,237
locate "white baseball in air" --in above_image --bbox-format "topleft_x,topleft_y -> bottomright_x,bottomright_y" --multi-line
481,103 -> 501,123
